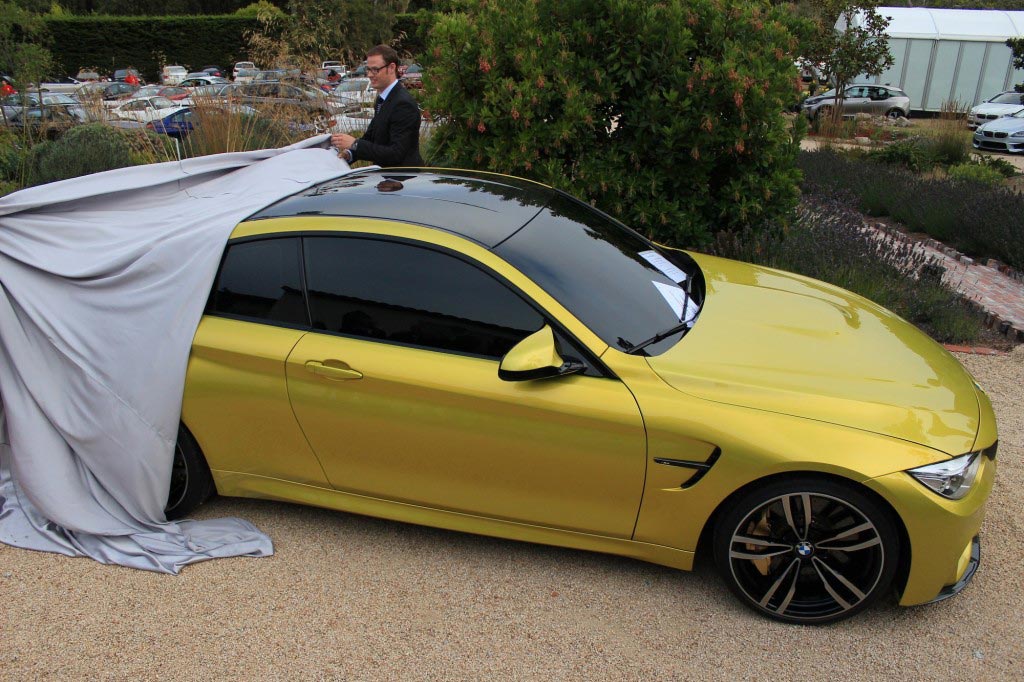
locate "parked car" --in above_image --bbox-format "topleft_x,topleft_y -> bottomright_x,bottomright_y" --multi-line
254,68 -> 303,83
3,105 -> 88,137
801,84 -> 911,120
182,83 -> 239,104
29,76 -> 83,95
330,77 -> 375,108
1,92 -> 82,120
201,65 -> 226,78
321,60 -> 345,71
147,104 -> 258,138
230,81 -> 343,116
967,91 -> 1024,130
111,96 -> 186,123
232,61 -> 256,80
74,70 -> 103,82
133,85 -> 190,101
161,65 -> 188,86
112,68 -> 143,84
74,81 -> 139,105
398,63 -> 423,90
168,167 -> 996,626
234,68 -> 259,85
180,76 -> 231,88
972,109 -> 1024,154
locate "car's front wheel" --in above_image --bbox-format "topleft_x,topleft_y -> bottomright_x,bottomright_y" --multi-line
165,424 -> 215,521
885,108 -> 904,120
713,477 -> 900,624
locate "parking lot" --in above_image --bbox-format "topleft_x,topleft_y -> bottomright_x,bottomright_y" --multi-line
0,351 -> 1019,680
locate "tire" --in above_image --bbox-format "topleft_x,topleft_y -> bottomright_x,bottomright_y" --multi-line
885,108 -> 903,120
165,424 -> 215,521
713,477 -> 899,625
815,105 -> 832,121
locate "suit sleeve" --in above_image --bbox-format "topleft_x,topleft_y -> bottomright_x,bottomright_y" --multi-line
351,96 -> 422,167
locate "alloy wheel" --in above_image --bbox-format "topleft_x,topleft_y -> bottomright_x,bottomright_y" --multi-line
726,491 -> 887,622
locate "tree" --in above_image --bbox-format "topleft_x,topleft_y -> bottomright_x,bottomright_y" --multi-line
801,0 -> 893,121
1009,37 -> 1024,92
422,0 -> 804,247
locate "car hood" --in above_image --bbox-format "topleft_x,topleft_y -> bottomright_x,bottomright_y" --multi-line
645,254 -> 979,456
972,103 -> 1024,116
977,117 -> 1024,134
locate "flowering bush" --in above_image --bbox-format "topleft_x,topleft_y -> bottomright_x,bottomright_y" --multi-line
421,0 -> 804,247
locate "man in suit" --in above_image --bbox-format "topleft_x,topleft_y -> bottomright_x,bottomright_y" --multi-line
331,45 -> 423,167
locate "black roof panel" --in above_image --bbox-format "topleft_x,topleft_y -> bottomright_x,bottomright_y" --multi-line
246,168 -> 554,247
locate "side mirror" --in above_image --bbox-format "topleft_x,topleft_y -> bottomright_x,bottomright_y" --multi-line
498,325 -> 585,382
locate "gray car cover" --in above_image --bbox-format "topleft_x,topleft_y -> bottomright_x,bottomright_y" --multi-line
0,135 -> 353,573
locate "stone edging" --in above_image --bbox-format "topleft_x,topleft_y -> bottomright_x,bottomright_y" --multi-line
943,344 -> 1009,356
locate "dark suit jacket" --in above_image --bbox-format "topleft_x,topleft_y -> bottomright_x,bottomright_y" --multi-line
351,82 -> 424,167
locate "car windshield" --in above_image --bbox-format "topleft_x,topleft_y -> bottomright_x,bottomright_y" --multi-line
817,88 -> 837,98
493,193 -> 704,355
989,93 -> 1024,104
136,86 -> 161,96
151,96 -> 176,109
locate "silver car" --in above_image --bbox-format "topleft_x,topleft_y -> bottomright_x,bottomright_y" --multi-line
801,84 -> 911,120
972,109 -> 1024,154
967,91 -> 1024,130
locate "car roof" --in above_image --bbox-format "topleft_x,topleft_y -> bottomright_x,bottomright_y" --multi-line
246,169 -> 555,247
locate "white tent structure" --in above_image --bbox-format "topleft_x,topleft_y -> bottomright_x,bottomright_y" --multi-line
840,7 -> 1024,113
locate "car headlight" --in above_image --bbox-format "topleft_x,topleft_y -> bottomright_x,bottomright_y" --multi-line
907,452 -> 982,500
1012,131 -> 1024,138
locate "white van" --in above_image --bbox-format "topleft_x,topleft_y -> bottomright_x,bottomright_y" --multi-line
233,61 -> 256,80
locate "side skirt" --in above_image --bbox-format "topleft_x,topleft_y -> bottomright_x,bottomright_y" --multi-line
213,470 -> 694,571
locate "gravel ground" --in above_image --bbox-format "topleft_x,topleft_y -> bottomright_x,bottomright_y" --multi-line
2,351 -> 1022,681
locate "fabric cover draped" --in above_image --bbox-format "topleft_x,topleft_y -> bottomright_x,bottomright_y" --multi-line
0,135 -> 352,573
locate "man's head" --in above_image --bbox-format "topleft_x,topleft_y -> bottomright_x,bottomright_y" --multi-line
365,45 -> 400,91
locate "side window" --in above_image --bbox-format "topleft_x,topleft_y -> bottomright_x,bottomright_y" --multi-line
207,237 -> 308,326
304,237 -> 545,358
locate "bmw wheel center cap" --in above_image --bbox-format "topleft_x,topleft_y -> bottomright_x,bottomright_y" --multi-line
795,541 -> 814,557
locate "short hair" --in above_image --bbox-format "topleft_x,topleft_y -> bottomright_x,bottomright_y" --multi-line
366,45 -> 400,70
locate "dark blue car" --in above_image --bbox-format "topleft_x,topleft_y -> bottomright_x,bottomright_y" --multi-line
147,108 -> 195,138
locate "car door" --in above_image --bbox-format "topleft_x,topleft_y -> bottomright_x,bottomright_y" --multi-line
181,236 -> 332,489
843,86 -> 869,114
285,234 -> 647,538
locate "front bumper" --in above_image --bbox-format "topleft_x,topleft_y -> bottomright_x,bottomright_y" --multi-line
865,449 -> 995,606
973,133 -> 1024,153
926,535 -> 980,603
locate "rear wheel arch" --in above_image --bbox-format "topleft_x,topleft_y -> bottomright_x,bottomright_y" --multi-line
165,421 -> 216,520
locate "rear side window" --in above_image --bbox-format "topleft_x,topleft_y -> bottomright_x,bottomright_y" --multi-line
303,237 -> 544,358
207,238 -> 308,326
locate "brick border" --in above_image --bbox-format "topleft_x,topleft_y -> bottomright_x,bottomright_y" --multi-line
943,344 -> 1009,356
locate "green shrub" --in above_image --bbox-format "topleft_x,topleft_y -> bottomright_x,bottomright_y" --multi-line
922,125 -> 971,166
972,153 -> 1018,179
869,138 -> 930,172
26,124 -> 143,185
0,132 -> 26,182
422,0 -> 804,248
711,196 -> 982,344
947,162 -> 1005,187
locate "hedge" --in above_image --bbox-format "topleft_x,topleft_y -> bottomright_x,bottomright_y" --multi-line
43,15 -> 275,82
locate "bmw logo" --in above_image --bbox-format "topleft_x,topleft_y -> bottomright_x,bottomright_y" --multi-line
796,541 -> 814,557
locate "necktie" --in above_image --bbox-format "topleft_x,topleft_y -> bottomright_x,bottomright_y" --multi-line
375,96 -> 383,114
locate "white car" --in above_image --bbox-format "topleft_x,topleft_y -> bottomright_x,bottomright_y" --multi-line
968,91 -> 1024,130
179,76 -> 232,89
331,77 -> 376,108
161,65 -> 188,86
112,96 -> 186,123
330,109 -> 374,134
233,61 -> 256,80
321,60 -> 346,72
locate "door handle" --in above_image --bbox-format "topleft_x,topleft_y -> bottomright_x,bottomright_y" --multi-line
304,360 -> 363,381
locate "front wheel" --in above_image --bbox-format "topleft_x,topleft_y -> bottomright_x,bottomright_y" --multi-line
165,424 -> 215,521
713,477 -> 900,624
885,108 -> 904,120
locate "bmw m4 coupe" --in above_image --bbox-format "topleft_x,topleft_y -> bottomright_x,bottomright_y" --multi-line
171,168 -> 996,624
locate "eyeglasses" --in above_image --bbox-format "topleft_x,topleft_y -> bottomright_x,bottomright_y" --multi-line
366,64 -> 391,76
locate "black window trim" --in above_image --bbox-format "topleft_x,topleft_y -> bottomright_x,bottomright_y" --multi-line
208,230 -> 618,379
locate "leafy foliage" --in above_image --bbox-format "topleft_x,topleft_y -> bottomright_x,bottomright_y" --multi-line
1,0 -> 52,85
24,123 -> 171,186
799,149 -> 1024,271
947,162 -> 1006,186
711,196 -> 983,344
422,0 -> 804,247
281,0 -> 406,65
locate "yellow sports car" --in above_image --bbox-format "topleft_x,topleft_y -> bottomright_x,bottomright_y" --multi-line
172,168 -> 996,624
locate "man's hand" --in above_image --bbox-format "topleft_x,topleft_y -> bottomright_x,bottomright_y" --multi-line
331,133 -> 356,151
